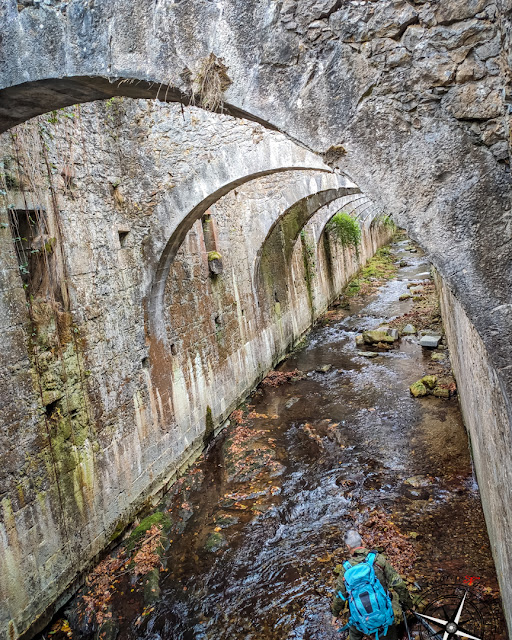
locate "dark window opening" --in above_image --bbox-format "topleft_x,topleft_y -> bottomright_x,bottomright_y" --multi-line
8,208 -> 51,294
44,398 -> 60,419
118,229 -> 130,247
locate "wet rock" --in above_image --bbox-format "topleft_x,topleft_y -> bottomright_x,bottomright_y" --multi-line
143,567 -> 161,605
399,260 -> 409,267
399,293 -> 412,301
404,475 -> 428,487
214,513 -> 239,528
285,396 -> 300,409
357,351 -> 379,358
355,334 -> 364,346
410,381 -> 428,397
205,531 -> 227,552
420,335 -> 441,348
316,364 -> 332,373
406,282 -> 419,289
94,618 -> 119,640
421,375 -> 437,389
409,248 -> 417,253
388,329 -> 400,340
401,324 -> 416,336
362,330 -> 396,344
433,386 -> 450,398
410,286 -> 424,295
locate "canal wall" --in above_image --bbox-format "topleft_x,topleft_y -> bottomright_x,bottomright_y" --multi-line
0,100 -> 391,639
437,273 -> 512,630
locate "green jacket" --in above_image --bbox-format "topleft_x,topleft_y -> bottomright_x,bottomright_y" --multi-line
331,548 -> 413,618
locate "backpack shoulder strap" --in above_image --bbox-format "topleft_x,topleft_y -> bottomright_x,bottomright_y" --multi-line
343,560 -> 353,571
365,551 -> 377,566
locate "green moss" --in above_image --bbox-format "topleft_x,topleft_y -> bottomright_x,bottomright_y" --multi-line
127,511 -> 171,552
345,246 -> 397,297
207,251 -> 222,261
326,212 -> 361,251
410,381 -> 428,398
204,405 -> 215,444
205,530 -> 226,552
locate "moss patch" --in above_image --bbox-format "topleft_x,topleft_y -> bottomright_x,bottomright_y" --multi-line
127,511 -> 171,552
344,246 -> 397,298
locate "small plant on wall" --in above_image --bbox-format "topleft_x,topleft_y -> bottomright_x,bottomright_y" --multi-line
325,211 -> 361,251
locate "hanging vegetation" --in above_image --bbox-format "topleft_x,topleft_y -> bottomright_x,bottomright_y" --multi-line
325,211 -> 361,250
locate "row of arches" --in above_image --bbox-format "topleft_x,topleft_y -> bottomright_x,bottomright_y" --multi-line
0,98 -> 392,640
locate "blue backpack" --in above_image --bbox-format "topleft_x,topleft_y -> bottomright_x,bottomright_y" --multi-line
338,551 -> 394,639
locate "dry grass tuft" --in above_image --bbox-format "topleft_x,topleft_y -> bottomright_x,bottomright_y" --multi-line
192,53 -> 232,112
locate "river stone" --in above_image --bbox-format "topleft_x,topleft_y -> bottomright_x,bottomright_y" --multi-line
402,324 -> 416,335
388,329 -> 400,340
205,531 -> 227,552
316,364 -> 332,373
355,334 -> 364,346
405,475 -> 428,487
357,351 -> 379,358
363,330 -> 396,344
285,396 -> 300,408
399,260 -> 409,267
410,381 -> 428,397
143,568 -> 161,605
421,375 -> 438,389
431,352 -> 445,361
399,293 -> 412,300
420,335 -> 441,348
410,286 -> 424,294
433,386 -> 450,398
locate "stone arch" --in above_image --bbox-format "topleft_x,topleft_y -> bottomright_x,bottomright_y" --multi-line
147,137 -> 334,340
253,179 -> 360,284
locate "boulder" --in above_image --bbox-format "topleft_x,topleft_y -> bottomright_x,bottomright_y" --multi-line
362,329 -> 396,344
420,335 -> 441,348
402,324 -> 416,335
421,375 -> 437,389
410,381 -> 428,397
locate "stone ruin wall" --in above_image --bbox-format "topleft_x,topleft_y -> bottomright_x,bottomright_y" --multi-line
0,100 -> 392,639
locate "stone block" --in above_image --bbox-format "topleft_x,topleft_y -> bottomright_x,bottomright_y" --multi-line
420,335 -> 441,348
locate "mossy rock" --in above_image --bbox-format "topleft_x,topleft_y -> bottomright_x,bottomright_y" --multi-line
127,511 -> 171,553
431,352 -> 445,362
410,381 -> 428,397
143,567 -> 161,605
433,386 -> 450,398
363,330 -> 396,344
421,375 -> 437,389
399,293 -> 412,301
205,531 -> 227,552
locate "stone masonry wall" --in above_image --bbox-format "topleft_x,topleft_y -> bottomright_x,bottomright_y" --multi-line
436,273 -> 512,625
0,100 -> 390,639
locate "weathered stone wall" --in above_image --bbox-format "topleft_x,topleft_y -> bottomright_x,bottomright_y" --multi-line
436,272 -> 512,625
1,0 -> 512,632
0,100 -> 390,639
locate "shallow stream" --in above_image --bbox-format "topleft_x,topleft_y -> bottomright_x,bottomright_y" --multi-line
44,240 -> 506,640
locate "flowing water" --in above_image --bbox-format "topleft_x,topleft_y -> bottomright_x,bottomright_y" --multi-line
44,240 -> 506,640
